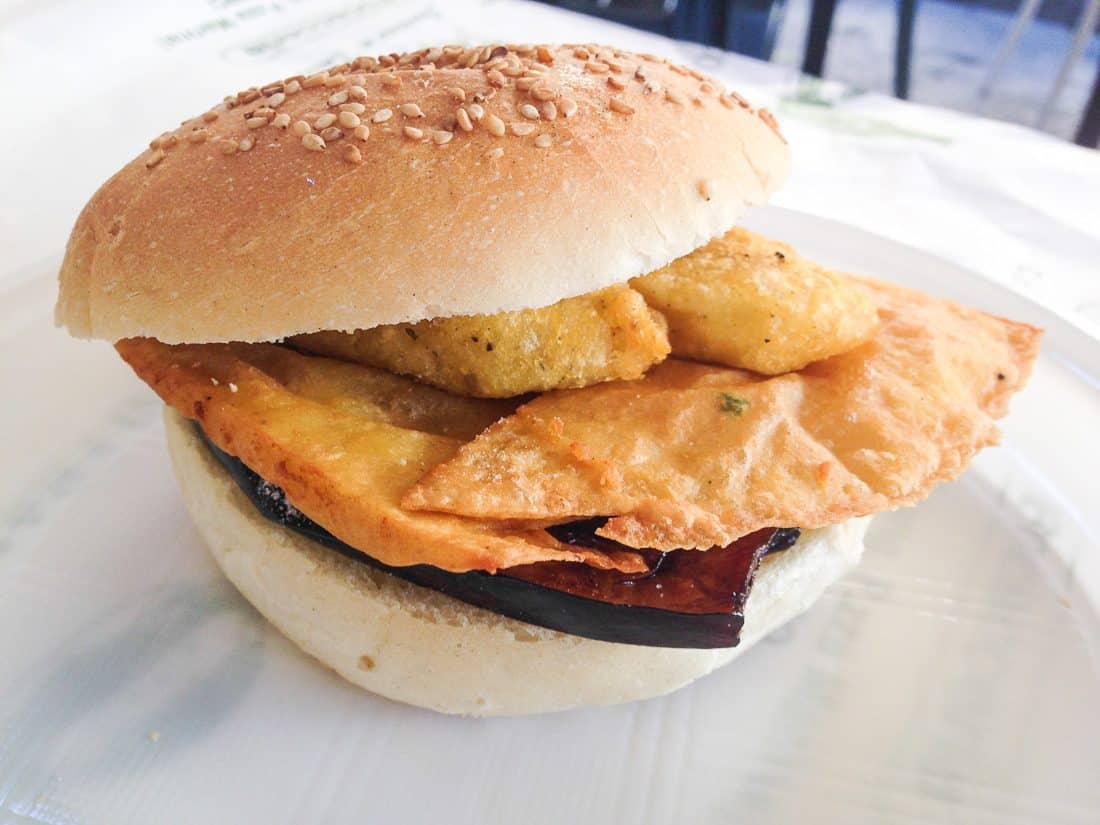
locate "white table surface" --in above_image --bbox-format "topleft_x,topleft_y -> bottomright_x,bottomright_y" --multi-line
1,0 -> 1098,339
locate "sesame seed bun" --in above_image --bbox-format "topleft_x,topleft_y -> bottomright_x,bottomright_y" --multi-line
164,407 -> 868,716
56,44 -> 790,344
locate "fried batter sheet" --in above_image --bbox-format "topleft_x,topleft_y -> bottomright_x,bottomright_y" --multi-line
291,286 -> 670,398
631,228 -> 879,374
116,340 -> 649,574
404,280 -> 1041,549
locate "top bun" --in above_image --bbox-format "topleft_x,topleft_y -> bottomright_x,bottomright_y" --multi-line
56,44 -> 790,344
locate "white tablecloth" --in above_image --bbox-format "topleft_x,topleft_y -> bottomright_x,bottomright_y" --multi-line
2,0 -> 1097,336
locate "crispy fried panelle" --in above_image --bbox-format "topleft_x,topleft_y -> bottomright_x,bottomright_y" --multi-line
631,227 -> 879,374
116,339 -> 649,573
404,280 -> 1042,549
291,286 -> 670,398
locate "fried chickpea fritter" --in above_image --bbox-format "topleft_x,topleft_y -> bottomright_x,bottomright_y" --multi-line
291,286 -> 670,398
631,228 -> 879,375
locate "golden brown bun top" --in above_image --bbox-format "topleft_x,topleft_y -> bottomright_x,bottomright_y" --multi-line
56,43 -> 791,343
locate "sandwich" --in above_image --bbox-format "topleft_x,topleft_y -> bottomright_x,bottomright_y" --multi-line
56,43 -> 1041,715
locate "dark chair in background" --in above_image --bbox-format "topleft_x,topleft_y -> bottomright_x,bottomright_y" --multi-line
534,0 -> 787,59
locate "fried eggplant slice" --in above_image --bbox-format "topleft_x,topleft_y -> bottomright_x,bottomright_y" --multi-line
404,279 -> 1042,550
116,339 -> 648,574
631,227 -> 878,374
291,285 -> 670,398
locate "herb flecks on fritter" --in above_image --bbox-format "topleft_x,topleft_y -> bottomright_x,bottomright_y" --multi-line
632,227 -> 879,374
403,279 -> 1041,550
291,286 -> 670,398
115,339 -> 650,575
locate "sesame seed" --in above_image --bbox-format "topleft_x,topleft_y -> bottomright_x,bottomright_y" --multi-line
342,144 -> 363,164
604,59 -> 625,73
609,97 -> 634,115
510,122 -> 535,136
731,91 -> 751,109
433,130 -> 454,145
228,382 -> 239,392
697,179 -> 712,200
485,114 -> 505,137
338,111 -> 361,128
315,112 -> 337,129
303,72 -> 328,88
559,97 -> 578,118
202,110 -> 219,123
530,85 -> 556,101
253,106 -> 275,118
519,103 -> 540,120
536,45 -> 554,63
285,79 -> 302,94
584,61 -> 609,74
665,89 -> 686,105
403,125 -> 424,140
447,86 -> 466,102
238,136 -> 254,151
535,133 -> 552,148
574,48 -> 590,59
399,103 -> 425,118
320,126 -> 344,141
340,102 -> 366,114
216,138 -> 237,155
381,74 -> 402,90
542,101 -> 557,120
324,74 -> 347,88
238,88 -> 260,104
758,108 -> 783,138
353,124 -> 370,140
719,94 -> 736,109
643,81 -> 661,95
246,116 -> 268,129
693,96 -> 704,107
267,92 -> 286,107
516,77 -> 537,92
292,120 -> 312,136
328,90 -> 349,106
349,85 -> 368,101
187,128 -> 209,143
372,108 -> 393,123
272,113 -> 291,128
484,146 -> 504,160
486,69 -> 506,87
302,133 -> 326,151
145,149 -> 165,168
455,107 -> 473,132
607,75 -> 626,90
468,103 -> 485,121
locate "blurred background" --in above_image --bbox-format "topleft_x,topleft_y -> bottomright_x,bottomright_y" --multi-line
536,0 -> 1100,145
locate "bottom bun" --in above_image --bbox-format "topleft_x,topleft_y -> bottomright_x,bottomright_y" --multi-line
164,407 -> 869,716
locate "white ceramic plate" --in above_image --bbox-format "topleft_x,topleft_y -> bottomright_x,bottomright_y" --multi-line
2,207 -> 1098,825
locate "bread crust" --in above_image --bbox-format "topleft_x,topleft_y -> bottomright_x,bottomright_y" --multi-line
165,408 -> 867,715
56,45 -> 789,343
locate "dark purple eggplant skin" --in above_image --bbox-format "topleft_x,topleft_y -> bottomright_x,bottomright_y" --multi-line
198,427 -> 798,649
